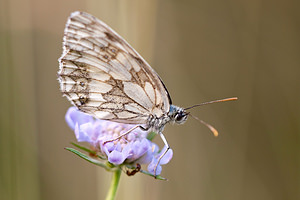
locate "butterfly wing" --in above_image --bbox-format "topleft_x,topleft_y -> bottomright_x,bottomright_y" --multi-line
58,11 -> 171,124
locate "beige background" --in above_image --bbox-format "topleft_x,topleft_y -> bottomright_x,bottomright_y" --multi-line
1,0 -> 299,199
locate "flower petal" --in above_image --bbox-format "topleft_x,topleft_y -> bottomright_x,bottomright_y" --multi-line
108,150 -> 125,165
65,107 -> 94,130
137,143 -> 159,164
158,147 -> 173,165
102,140 -> 115,155
74,123 -> 93,142
133,139 -> 150,158
147,160 -> 162,175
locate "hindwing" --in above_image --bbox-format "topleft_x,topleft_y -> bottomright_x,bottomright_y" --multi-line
58,11 -> 171,124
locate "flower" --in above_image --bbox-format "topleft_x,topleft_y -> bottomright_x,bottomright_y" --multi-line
65,107 -> 173,176
65,107 -> 93,130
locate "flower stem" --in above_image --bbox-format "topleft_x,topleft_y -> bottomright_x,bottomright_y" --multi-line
105,168 -> 121,200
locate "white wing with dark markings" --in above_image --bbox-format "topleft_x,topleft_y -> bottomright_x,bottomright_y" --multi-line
58,11 -> 171,124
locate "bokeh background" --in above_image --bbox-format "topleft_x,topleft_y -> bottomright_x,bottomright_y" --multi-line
1,0 -> 299,199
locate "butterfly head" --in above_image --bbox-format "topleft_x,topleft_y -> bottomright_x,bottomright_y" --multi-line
169,105 -> 189,124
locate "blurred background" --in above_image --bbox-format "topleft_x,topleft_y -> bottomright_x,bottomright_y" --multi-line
1,0 -> 299,199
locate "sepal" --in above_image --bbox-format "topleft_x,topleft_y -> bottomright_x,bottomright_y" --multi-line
140,170 -> 167,180
71,142 -> 106,159
146,131 -> 156,141
65,147 -> 111,170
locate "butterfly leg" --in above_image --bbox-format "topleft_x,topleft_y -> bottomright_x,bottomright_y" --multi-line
103,125 -> 143,144
154,132 -> 170,178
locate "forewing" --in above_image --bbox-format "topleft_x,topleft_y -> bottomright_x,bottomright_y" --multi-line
58,11 -> 170,124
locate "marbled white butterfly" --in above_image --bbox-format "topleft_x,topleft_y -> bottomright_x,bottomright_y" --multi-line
58,11 -> 237,176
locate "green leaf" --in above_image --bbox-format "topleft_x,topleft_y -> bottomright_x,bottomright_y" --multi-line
147,131 -> 157,141
71,142 -> 106,160
65,147 -> 111,170
140,170 -> 167,180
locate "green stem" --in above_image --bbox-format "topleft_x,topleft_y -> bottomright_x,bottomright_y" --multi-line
105,168 -> 122,200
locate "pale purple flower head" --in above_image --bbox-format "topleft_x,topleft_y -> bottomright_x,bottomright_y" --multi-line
65,107 -> 173,175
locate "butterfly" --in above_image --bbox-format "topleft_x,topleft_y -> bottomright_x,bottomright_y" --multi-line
58,11 -> 237,176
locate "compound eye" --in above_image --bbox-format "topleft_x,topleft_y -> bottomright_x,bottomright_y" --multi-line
175,112 -> 187,123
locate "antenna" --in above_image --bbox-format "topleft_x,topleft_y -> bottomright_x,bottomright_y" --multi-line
186,97 -> 238,137
185,97 -> 238,110
189,114 -> 219,137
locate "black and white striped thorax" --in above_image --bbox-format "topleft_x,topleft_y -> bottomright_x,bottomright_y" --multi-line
146,105 -> 188,133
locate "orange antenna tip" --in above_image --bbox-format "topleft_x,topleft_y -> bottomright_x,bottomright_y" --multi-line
185,96 -> 238,110
189,114 -> 219,137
